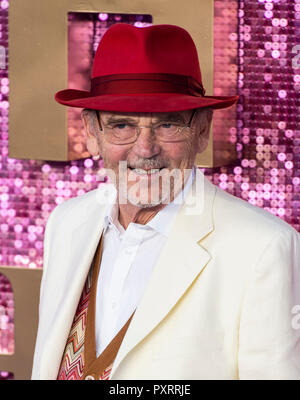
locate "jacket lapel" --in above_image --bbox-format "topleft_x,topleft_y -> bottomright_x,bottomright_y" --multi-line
38,185 -> 114,379
38,171 -> 216,379
110,170 -> 216,378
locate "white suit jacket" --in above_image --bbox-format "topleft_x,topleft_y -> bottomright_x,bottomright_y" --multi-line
31,169 -> 300,380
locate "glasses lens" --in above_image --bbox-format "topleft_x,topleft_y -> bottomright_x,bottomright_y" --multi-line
107,124 -> 137,144
104,122 -> 189,144
155,123 -> 184,142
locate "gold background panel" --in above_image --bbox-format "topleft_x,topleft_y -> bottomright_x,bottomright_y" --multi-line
9,0 -> 217,163
0,267 -> 42,380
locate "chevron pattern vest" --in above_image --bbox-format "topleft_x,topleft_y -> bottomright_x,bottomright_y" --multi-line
57,233 -> 135,380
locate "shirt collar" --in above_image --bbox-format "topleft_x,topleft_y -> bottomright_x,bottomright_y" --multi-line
103,166 -> 196,237
103,188 -> 123,235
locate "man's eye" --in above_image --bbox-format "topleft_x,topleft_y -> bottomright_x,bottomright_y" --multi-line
160,123 -> 173,129
113,123 -> 129,130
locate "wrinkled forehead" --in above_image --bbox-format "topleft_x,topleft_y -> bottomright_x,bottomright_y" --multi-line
99,110 -> 192,123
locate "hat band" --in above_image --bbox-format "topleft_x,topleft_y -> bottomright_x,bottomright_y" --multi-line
91,73 -> 206,97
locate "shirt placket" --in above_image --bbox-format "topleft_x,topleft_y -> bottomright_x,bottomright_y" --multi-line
105,224 -> 146,339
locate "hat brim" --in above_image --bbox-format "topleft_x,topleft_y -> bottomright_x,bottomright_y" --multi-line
55,89 -> 239,112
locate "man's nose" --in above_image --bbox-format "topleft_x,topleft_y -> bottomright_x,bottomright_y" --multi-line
132,126 -> 161,159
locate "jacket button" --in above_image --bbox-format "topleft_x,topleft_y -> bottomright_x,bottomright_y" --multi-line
85,374 -> 95,380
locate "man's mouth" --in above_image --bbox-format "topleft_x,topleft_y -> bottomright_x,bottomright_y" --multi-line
127,167 -> 166,176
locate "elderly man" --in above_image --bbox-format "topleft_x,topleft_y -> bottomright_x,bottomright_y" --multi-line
32,23 -> 300,380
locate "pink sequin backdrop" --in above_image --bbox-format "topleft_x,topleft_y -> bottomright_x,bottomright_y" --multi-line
0,0 -> 300,379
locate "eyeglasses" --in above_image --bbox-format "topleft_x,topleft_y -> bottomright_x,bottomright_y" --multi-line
96,110 -> 196,145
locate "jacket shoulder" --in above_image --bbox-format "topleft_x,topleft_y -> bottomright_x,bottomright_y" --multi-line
45,184 -> 115,232
213,184 -> 297,238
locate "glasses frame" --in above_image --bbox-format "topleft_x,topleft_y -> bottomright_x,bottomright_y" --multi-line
95,109 -> 197,144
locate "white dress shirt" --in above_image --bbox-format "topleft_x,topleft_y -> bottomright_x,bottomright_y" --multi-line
95,167 -> 196,356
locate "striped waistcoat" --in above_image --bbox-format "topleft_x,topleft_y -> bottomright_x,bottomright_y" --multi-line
57,234 -> 134,380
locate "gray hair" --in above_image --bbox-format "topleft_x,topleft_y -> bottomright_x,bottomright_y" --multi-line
193,107 -> 213,135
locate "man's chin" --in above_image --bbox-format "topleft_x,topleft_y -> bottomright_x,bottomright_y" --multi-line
129,200 -> 164,209
125,192 -> 164,208
122,188 -> 174,208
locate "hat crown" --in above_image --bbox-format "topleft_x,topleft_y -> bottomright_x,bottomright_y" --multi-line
92,23 -> 203,84
55,23 -> 239,112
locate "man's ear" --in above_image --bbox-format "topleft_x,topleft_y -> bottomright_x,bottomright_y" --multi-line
195,108 -> 213,154
81,109 -> 101,157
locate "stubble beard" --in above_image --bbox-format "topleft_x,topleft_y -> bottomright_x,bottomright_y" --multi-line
104,160 -> 188,209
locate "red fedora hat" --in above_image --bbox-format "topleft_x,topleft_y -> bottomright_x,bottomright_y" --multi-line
55,23 -> 239,112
